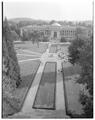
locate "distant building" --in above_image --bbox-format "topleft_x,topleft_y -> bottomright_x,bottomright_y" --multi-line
21,22 -> 92,42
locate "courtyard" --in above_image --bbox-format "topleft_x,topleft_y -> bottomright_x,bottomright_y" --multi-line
6,41 -> 84,118
3,1 -> 93,118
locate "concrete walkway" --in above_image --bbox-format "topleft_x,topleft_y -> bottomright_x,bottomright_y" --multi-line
17,53 -> 41,57
56,61 -> 66,111
19,58 -> 40,63
21,61 -> 46,113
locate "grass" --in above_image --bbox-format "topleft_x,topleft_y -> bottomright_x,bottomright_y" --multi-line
62,63 -> 84,117
63,64 -> 81,77
17,55 -> 40,61
33,62 -> 56,109
14,41 -> 48,54
13,60 -> 41,111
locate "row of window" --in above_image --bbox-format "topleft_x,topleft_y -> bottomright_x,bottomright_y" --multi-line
26,29 -> 76,36
44,30 -> 76,34
60,30 -> 76,36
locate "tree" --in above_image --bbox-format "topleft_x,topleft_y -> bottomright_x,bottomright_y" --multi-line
60,37 -> 66,42
21,30 -> 30,41
31,31 -> 41,47
10,23 -> 21,39
3,18 -> 21,117
68,37 -> 93,118
42,36 -> 49,42
68,38 -> 85,64
49,20 -> 56,25
3,17 -> 21,86
11,31 -> 19,41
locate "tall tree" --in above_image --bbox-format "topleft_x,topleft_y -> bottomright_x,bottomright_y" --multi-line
3,18 -> 21,117
68,37 -> 93,118
68,38 -> 85,64
31,30 -> 41,47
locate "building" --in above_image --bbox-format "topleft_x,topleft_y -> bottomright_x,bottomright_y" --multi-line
21,22 -> 91,42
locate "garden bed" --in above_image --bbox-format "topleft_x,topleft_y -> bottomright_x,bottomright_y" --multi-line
33,62 -> 57,109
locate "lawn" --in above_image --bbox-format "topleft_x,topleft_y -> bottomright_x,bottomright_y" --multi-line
14,41 -> 48,54
14,60 -> 41,111
33,62 -> 56,109
62,63 -> 84,117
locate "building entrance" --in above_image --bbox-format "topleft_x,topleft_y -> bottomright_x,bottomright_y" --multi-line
54,32 -> 57,38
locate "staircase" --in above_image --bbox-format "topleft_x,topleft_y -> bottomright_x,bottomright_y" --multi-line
8,109 -> 70,118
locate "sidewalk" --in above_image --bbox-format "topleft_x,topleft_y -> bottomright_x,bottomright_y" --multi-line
21,61 -> 46,113
56,61 -> 66,111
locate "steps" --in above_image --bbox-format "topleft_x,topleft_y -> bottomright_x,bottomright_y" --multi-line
8,109 -> 70,118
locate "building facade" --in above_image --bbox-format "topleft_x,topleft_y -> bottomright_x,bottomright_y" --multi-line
21,22 -> 91,42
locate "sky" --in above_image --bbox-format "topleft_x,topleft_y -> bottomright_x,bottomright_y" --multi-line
3,0 -> 93,21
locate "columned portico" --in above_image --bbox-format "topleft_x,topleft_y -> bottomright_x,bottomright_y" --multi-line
50,31 -> 61,42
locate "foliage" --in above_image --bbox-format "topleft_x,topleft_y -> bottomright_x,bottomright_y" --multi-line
60,37 -> 66,42
11,31 -> 19,41
77,39 -> 93,95
30,31 -> 42,47
9,19 -> 49,28
10,23 -> 21,39
68,38 -> 85,64
49,20 -> 56,25
42,36 -> 49,42
68,37 -> 93,117
3,18 -> 21,86
21,31 -> 30,41
3,18 -> 21,116
79,92 -> 93,118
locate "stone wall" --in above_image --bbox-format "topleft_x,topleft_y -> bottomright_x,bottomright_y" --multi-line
2,18 -> 21,117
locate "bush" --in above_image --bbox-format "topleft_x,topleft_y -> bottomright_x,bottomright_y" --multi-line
68,38 -> 85,64
42,36 -> 49,42
60,37 -> 66,42
68,37 -> 93,118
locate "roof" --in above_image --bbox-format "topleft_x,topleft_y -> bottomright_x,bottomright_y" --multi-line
51,22 -> 61,27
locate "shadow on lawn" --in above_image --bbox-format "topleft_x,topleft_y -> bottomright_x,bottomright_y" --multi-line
19,74 -> 35,88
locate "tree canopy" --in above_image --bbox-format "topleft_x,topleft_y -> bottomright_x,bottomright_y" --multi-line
68,37 -> 93,117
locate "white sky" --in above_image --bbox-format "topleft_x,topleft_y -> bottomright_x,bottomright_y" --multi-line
3,0 -> 93,21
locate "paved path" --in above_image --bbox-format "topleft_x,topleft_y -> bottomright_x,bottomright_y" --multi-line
56,61 -> 66,111
17,53 -> 41,57
21,61 -> 46,113
19,58 -> 40,63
